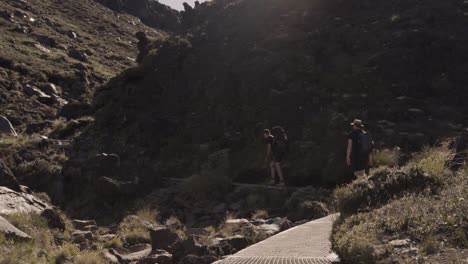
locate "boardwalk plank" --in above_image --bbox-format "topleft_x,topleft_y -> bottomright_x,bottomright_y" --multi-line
214,214 -> 340,264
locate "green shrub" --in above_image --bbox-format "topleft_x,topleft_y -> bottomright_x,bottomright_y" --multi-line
283,187 -> 332,221
408,144 -> 453,177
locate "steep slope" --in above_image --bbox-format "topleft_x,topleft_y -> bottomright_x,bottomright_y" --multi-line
0,0 -> 167,205
332,140 -> 467,263
0,0 -> 164,132
65,0 -> 468,204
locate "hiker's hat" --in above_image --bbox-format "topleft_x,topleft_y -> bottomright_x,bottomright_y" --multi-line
351,119 -> 364,128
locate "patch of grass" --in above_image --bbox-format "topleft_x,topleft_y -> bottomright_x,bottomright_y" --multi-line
15,158 -> 61,190
74,252 -> 106,264
118,208 -> 158,246
407,144 -> 453,177
53,242 -> 80,263
135,208 -> 159,224
122,229 -> 150,245
0,213 -> 55,263
103,237 -> 123,249
373,148 -> 400,167
0,135 -> 33,148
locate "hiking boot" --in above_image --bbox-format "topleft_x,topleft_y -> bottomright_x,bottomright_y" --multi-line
276,181 -> 285,187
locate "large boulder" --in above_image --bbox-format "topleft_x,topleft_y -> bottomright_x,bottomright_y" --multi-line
71,219 -> 97,231
0,216 -> 31,241
266,217 -> 294,232
214,235 -> 249,252
0,186 -> 50,214
295,201 -> 330,221
0,116 -> 17,137
41,208 -> 65,231
172,235 -> 209,260
0,160 -> 21,191
72,230 -> 94,244
106,244 -> 152,263
149,227 -> 180,251
136,249 -> 172,264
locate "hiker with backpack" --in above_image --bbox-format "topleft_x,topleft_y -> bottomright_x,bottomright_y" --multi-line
346,119 -> 374,177
263,127 -> 288,186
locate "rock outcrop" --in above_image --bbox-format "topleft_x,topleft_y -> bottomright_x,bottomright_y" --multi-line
0,186 -> 50,215
150,227 -> 180,251
95,0 -> 181,31
0,160 -> 21,191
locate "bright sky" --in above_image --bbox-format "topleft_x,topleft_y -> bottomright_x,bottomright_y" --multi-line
157,0 -> 208,11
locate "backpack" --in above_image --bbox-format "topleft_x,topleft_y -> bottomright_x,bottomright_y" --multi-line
272,126 -> 289,153
273,135 -> 289,154
358,131 -> 373,155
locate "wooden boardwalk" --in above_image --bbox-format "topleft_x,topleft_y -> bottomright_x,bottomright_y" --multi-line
214,214 -> 340,264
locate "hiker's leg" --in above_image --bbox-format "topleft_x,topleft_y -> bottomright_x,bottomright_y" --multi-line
275,162 -> 284,182
270,162 -> 276,181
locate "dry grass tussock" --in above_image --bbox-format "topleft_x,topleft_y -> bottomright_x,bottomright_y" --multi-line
118,208 -> 159,246
0,134 -> 33,148
332,145 -> 467,263
0,212 -> 109,263
373,148 -> 401,167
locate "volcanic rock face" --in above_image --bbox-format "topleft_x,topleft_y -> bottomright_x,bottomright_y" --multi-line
66,0 -> 468,199
95,0 -> 181,31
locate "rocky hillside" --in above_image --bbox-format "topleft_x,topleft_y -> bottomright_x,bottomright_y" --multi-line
65,0 -> 468,207
0,0 -> 164,132
0,0 -> 167,213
